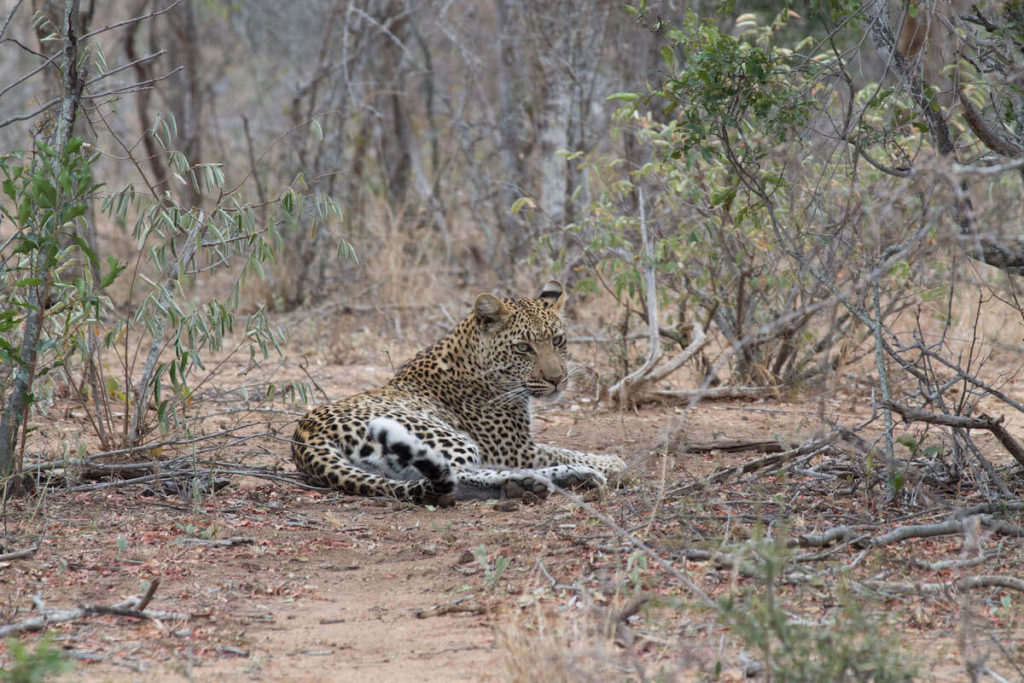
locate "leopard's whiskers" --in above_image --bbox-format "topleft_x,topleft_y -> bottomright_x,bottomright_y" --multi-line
486,385 -> 531,408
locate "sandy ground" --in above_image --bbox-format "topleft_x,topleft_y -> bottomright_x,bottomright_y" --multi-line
2,304 -> 1023,681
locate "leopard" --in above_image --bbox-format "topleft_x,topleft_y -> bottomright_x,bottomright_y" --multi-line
291,280 -> 627,505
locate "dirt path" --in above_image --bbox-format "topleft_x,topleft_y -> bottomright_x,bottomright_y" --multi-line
190,502 -> 504,682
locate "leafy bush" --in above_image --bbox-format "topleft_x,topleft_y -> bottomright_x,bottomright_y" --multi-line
1,634 -> 71,682
1,130 -> 346,480
718,537 -> 917,682
566,8 -> 939,398
1,138 -> 107,478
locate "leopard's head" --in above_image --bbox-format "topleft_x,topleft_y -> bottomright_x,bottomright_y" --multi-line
473,280 -> 571,399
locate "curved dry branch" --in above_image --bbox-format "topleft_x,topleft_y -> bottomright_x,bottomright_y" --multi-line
0,580 -> 187,638
958,89 -> 1024,158
860,574 -> 1024,597
879,399 -> 1024,470
607,322 -> 708,405
670,433 -> 838,495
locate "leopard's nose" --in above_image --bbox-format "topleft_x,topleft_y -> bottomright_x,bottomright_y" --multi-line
547,373 -> 566,386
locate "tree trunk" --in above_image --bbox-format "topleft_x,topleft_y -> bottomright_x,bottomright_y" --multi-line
533,34 -> 571,235
1,0 -> 83,489
125,0 -> 170,200
494,0 -> 527,276
165,0 -> 202,207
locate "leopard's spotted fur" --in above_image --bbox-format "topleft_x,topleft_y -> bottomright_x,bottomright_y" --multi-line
290,281 -> 626,505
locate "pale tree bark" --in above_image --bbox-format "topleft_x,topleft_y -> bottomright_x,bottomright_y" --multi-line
163,0 -> 202,207
369,1 -> 413,205
1,0 -> 84,488
529,0 -> 572,233
125,0 -> 170,200
494,0 -> 528,275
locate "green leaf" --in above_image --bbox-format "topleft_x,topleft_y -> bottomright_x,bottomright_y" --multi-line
65,137 -> 83,156
661,45 -> 674,67
710,187 -> 736,207
17,198 -> 32,224
99,256 -> 127,289
606,92 -> 641,102
70,234 -> 98,269
896,434 -> 918,452
58,167 -> 72,195
61,203 -> 87,223
12,234 -> 39,254
509,196 -> 536,216
32,176 -> 56,208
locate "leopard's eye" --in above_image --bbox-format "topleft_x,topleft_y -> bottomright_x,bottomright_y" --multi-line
552,334 -> 565,346
515,342 -> 533,353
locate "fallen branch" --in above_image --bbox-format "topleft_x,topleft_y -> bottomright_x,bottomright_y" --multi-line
0,546 -> 39,562
0,580 -> 188,638
176,536 -> 256,548
860,574 -> 1024,597
911,553 -> 994,572
652,385 -> 781,402
670,433 -> 838,495
794,526 -> 856,548
854,515 -> 1024,549
680,440 -> 784,455
879,399 -> 1024,469
414,602 -> 488,619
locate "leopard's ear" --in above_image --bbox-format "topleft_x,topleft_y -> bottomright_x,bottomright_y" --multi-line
537,280 -> 566,312
474,293 -> 512,333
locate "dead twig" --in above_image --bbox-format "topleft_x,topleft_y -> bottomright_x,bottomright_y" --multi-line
414,603 -> 488,618
681,440 -> 784,455
860,575 -> 1024,597
670,433 -> 838,495
794,526 -> 857,548
652,385 -> 782,402
135,578 -> 160,612
175,536 -> 256,548
861,515 -> 1024,549
0,546 -> 39,562
0,582 -> 188,638
879,399 -> 1024,470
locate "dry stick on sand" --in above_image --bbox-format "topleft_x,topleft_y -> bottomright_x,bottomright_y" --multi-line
0,579 -> 188,638
0,546 -> 39,562
670,433 -> 839,496
859,575 -> 1024,597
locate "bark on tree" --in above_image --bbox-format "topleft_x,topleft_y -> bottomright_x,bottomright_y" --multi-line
529,1 -> 571,234
494,0 -> 527,275
0,0 -> 84,489
163,0 -> 202,207
125,0 -> 170,200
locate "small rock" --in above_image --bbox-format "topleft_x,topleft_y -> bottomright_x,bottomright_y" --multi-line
456,549 -> 476,565
493,500 -> 519,512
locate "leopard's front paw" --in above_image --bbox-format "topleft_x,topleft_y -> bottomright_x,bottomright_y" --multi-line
552,466 -> 606,490
502,474 -> 552,499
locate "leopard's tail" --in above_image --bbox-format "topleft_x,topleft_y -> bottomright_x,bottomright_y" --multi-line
367,418 -> 456,494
